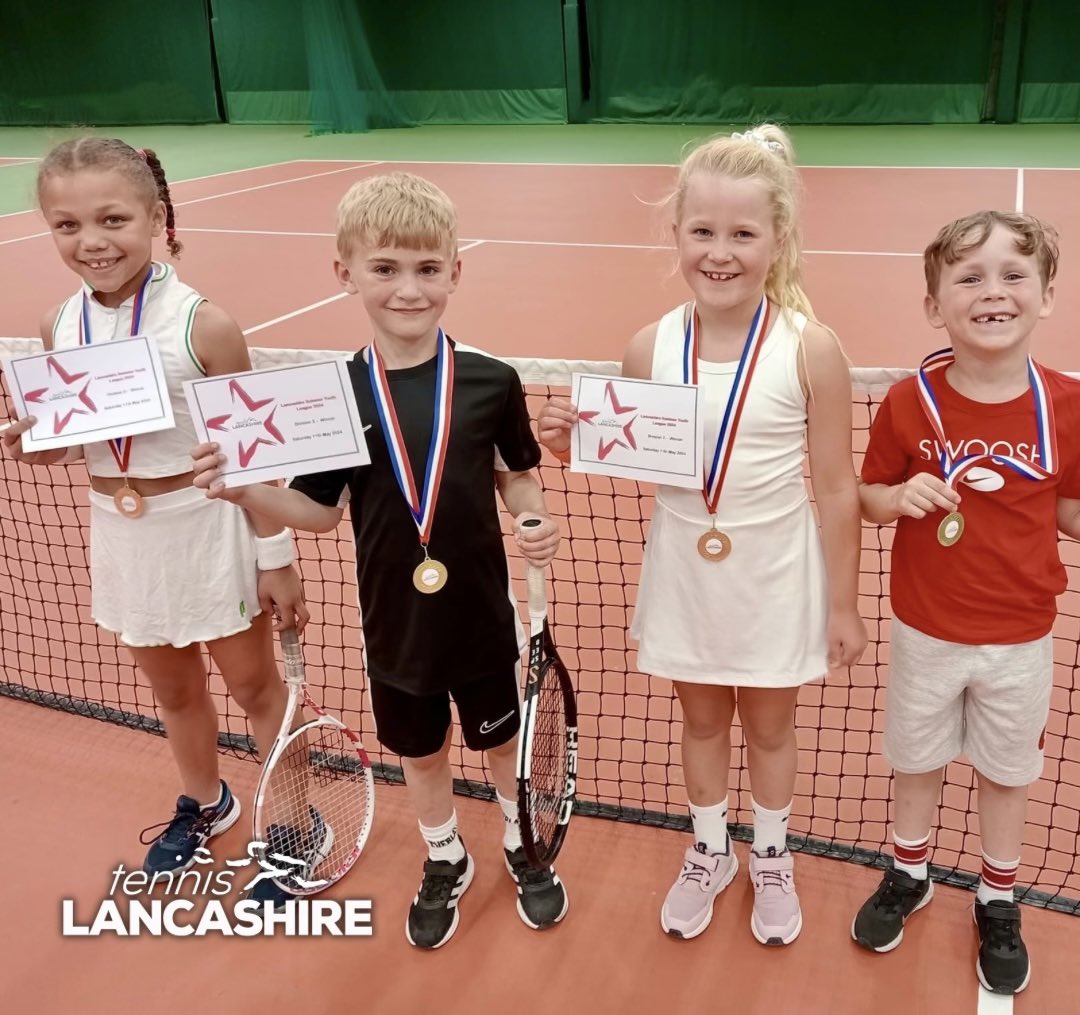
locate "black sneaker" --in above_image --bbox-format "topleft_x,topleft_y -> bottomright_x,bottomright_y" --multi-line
974,900 -> 1030,995
851,867 -> 933,952
504,847 -> 569,929
246,806 -> 335,910
141,780 -> 241,876
406,850 -> 475,949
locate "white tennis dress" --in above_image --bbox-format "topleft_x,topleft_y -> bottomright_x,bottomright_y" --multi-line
630,302 -> 829,686
51,263 -> 261,648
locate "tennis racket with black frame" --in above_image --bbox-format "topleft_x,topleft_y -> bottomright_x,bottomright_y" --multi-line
252,628 -> 375,894
515,521 -> 578,868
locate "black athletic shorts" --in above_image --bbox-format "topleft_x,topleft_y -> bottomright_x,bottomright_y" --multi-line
369,667 -> 521,758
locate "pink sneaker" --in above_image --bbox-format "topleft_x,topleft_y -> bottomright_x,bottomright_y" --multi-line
749,848 -> 802,945
660,843 -> 739,939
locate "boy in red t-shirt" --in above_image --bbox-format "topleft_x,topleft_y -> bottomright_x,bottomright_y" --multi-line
851,211 -> 1080,995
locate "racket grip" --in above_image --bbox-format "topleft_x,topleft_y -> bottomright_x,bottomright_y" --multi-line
279,627 -> 303,681
527,565 -> 547,617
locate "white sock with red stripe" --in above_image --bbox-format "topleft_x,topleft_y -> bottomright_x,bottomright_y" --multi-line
892,830 -> 930,880
977,853 -> 1019,905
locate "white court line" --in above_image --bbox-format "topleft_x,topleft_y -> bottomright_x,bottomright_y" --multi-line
242,293 -> 348,336
297,157 -> 1063,172
0,157 -> 305,220
173,162 -> 381,209
185,227 -> 335,238
0,162 -> 383,244
1016,168 -> 1025,212
0,159 -> 37,169
241,238 -> 485,336
0,229 -> 47,247
171,227 -> 925,257
977,986 -> 1013,1014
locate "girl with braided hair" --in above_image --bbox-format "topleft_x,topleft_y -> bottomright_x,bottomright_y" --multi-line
1,138 -> 313,907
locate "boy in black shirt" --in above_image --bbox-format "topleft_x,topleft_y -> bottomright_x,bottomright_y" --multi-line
193,172 -> 568,948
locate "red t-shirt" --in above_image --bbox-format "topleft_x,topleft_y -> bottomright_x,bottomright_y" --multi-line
862,367 -> 1080,644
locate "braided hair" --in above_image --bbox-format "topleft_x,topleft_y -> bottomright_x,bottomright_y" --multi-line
37,138 -> 183,257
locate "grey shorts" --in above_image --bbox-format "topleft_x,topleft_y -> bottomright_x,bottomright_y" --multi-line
883,618 -> 1053,787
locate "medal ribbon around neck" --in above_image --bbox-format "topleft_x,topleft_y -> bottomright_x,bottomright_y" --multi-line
916,346 -> 1057,492
368,329 -> 454,552
78,265 -> 155,474
683,295 -> 771,515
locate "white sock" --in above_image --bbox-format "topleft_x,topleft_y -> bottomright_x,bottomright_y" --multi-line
751,798 -> 791,855
200,782 -> 223,809
977,853 -> 1019,905
497,791 -> 522,850
892,830 -> 930,880
419,812 -> 466,863
689,798 -> 729,854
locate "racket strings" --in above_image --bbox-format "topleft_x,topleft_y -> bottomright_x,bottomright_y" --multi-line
526,669 -> 570,851
261,722 -> 372,886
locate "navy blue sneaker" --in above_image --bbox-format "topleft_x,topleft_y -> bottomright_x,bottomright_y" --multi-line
141,780 -> 241,876
246,805 -> 335,909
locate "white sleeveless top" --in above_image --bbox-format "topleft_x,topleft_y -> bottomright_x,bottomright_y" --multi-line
51,263 -> 207,479
629,302 -> 829,686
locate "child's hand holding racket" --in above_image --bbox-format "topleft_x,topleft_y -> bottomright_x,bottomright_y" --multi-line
514,513 -> 559,568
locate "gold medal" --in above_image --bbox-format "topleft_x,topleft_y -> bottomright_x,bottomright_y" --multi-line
413,558 -> 448,594
697,528 -> 731,561
937,511 -> 964,547
114,486 -> 144,519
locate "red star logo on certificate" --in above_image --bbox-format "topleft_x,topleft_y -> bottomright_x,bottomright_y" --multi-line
24,356 -> 97,432
206,379 -> 286,467
578,381 -> 639,461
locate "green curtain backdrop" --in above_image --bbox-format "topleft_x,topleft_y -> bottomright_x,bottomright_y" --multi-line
584,0 -> 997,124
355,0 -> 566,124
210,0 -> 565,127
1019,0 -> 1080,122
4,0 -> 1080,128
1,2 -> 220,125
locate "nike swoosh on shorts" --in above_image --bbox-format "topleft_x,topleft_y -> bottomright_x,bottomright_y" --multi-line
479,710 -> 516,734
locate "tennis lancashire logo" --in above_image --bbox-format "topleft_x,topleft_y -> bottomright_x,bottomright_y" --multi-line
60,847 -> 373,937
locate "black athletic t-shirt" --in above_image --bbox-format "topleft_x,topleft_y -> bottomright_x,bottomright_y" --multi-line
289,339 -> 541,695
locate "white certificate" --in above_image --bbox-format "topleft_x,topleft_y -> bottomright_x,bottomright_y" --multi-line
1,336 -> 175,451
571,373 -> 703,488
184,359 -> 370,487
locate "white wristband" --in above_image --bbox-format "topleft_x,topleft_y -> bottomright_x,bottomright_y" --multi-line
254,528 -> 295,571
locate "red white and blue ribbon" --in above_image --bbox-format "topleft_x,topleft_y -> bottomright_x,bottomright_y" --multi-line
368,329 -> 454,550
683,296 -> 771,514
917,346 -> 1057,489
78,265 -> 155,474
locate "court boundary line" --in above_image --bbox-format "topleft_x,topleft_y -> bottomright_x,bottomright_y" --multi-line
240,238 -> 485,336
0,157 -> 367,222
0,161 -> 384,245
1016,168 -> 1025,212
291,157 -> 1080,172
181,227 -> 923,257
977,986 -> 1013,1013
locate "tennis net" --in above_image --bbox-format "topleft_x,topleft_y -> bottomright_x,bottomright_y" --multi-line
2,338 -> 1078,914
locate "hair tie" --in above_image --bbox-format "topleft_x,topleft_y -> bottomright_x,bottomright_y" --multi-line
732,130 -> 785,154
136,148 -> 148,162
166,227 -> 176,240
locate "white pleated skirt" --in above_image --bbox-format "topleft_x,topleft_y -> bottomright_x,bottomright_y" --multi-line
630,495 -> 829,687
89,484 -> 261,648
